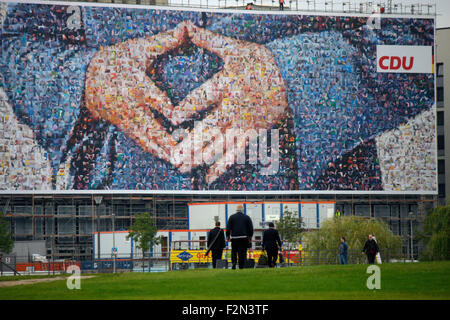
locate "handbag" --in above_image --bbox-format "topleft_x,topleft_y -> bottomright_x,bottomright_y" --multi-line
258,252 -> 268,265
376,252 -> 382,264
278,251 -> 284,264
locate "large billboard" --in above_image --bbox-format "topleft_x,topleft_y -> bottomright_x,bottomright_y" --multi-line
0,1 -> 436,193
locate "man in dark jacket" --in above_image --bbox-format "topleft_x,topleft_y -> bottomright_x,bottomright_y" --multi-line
262,222 -> 282,268
362,234 -> 379,264
339,237 -> 348,265
226,205 -> 254,269
207,221 -> 226,268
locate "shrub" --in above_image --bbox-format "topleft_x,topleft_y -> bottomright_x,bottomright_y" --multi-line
302,216 -> 402,264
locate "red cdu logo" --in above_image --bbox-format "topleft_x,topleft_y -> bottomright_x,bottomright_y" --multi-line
376,45 -> 432,74
378,56 -> 414,71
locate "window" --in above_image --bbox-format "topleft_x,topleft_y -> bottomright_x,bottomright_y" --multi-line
438,159 -> 445,174
437,87 -> 444,102
437,111 -> 444,126
438,184 -> 446,198
438,135 -> 445,150
161,236 -> 168,257
437,63 -> 443,77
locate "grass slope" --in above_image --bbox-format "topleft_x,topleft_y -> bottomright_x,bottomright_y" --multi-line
0,262 -> 449,300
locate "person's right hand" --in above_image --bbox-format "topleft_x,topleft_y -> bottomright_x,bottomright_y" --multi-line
171,21 -> 289,183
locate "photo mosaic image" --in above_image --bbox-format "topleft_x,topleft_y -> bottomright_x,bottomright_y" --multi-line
0,1 -> 436,192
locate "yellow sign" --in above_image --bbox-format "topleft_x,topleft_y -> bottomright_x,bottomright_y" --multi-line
246,250 -> 283,263
170,249 -> 284,265
170,250 -> 212,264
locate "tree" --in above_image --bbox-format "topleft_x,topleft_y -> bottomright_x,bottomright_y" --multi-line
417,205 -> 450,261
302,216 -> 402,265
128,212 -> 161,272
275,206 -> 304,250
0,212 -> 13,255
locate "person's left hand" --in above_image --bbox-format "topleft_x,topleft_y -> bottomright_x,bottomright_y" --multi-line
85,22 -> 195,162
170,21 -> 289,183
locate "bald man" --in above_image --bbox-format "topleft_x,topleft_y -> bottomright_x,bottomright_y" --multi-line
226,204 -> 254,269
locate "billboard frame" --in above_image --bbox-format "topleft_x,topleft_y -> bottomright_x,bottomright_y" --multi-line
0,0 -> 437,195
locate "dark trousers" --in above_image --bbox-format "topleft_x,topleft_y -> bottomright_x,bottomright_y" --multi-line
211,249 -> 223,269
266,248 -> 278,268
280,3 -> 284,10
231,238 -> 248,269
367,253 -> 376,264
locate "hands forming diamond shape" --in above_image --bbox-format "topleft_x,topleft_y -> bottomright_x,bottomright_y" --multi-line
85,21 -> 288,184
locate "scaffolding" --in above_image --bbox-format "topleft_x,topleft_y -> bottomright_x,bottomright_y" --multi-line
0,193 -> 437,261
48,0 -> 436,16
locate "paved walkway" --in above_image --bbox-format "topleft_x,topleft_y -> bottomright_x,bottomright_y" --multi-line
0,276 -> 96,287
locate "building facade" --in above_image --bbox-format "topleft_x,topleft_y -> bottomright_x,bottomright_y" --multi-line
436,28 -> 450,205
0,193 -> 435,261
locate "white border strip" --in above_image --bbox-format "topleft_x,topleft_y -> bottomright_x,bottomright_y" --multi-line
0,0 -> 436,19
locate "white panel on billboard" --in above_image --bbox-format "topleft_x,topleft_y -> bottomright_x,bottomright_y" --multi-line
376,45 -> 432,73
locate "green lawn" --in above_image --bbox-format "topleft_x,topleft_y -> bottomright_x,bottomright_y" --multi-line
1,261 -> 449,300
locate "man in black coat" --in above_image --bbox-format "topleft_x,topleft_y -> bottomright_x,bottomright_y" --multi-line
226,204 -> 254,269
339,237 -> 348,265
362,234 -> 379,264
262,222 -> 282,268
207,221 -> 226,268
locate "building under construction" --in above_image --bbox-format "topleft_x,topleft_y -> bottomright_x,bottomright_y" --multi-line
0,193 -> 436,261
0,0 -> 440,265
